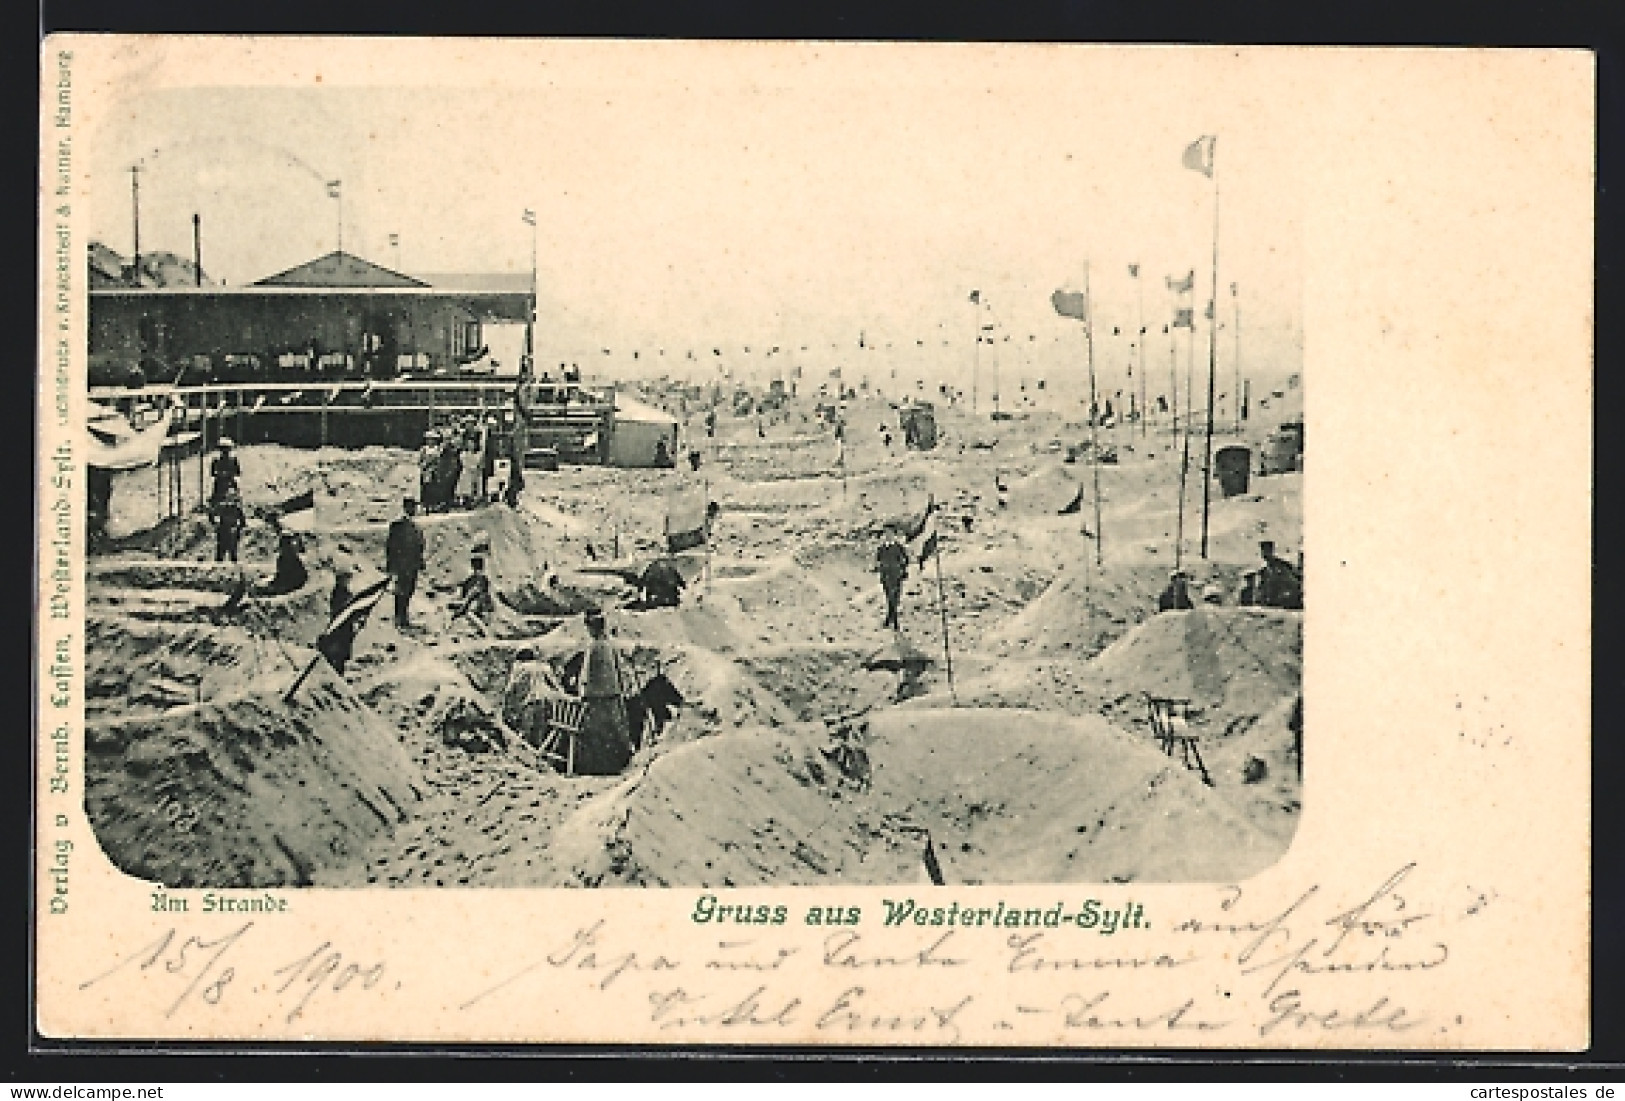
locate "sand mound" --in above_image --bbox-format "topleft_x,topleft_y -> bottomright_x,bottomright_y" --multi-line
1090,607 -> 1302,717
988,562 -> 1173,658
548,726 -> 873,887
85,670 -> 423,888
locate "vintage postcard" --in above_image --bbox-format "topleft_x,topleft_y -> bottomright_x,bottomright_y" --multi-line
35,38 -> 1591,1047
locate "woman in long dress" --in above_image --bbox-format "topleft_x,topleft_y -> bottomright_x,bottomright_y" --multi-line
571,611 -> 635,775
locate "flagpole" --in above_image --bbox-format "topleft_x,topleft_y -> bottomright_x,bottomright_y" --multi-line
1199,142 -> 1220,560
1136,267 -> 1147,440
1083,260 -> 1103,568
1175,284 -> 1192,573
525,209 -> 538,370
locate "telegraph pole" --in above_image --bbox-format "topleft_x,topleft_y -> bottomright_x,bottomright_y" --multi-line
192,213 -> 202,286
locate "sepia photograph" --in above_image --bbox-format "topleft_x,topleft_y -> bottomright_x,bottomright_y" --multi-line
80,60 -> 1304,890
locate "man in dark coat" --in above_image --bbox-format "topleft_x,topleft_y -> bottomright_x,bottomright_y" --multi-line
875,538 -> 910,630
385,497 -> 426,628
211,488 -> 247,563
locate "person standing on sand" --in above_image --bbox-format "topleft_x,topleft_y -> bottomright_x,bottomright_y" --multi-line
569,610 -> 635,775
209,438 -> 241,505
875,537 -> 910,630
211,487 -> 246,563
385,497 -> 426,628
506,393 -> 529,508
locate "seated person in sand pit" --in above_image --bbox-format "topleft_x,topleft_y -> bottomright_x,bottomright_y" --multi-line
1242,540 -> 1303,610
256,526 -> 309,597
500,645 -> 568,746
560,610 -> 635,775
1157,570 -> 1194,613
451,554 -> 496,629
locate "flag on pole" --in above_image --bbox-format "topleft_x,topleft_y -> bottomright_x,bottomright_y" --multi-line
1173,307 -> 1195,329
521,209 -> 537,226
1051,289 -> 1088,321
920,831 -> 946,886
1230,281 -> 1239,297
1167,271 -> 1195,294
326,179 -> 342,199
968,290 -> 980,304
903,495 -> 937,541
1128,263 -> 1140,278
1182,135 -> 1216,177
1205,300 -> 1215,320
387,233 -> 400,247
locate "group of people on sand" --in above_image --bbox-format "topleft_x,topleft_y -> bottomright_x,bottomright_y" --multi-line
206,437 -> 308,598
418,413 -> 524,513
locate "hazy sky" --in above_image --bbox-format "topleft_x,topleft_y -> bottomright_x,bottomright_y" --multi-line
86,44 -> 1304,394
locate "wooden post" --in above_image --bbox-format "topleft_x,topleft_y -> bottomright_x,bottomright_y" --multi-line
932,539 -> 956,705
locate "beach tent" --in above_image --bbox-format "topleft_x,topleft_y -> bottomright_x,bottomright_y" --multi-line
609,396 -> 679,468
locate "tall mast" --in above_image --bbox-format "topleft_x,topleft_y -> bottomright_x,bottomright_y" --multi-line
1232,282 -> 1242,432
1084,261 -> 1102,567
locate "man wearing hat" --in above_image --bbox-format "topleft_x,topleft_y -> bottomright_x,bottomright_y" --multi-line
211,486 -> 247,563
385,497 -> 426,628
209,438 -> 241,505
1250,540 -> 1303,610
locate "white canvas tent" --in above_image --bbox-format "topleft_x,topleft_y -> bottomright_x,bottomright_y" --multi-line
609,396 -> 679,468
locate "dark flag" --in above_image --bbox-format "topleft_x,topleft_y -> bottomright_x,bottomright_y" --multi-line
1173,308 -> 1195,329
315,576 -> 390,672
903,495 -> 936,541
917,528 -> 939,569
1058,485 -> 1085,515
1167,271 -> 1195,294
968,290 -> 980,305
1128,263 -> 1140,278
